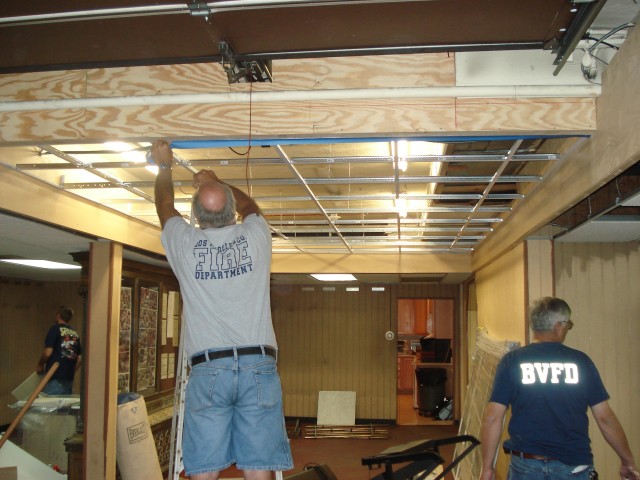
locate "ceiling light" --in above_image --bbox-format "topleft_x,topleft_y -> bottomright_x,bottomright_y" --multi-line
104,141 -> 132,152
0,259 -> 81,270
121,150 -> 147,163
310,273 -> 357,282
146,165 -> 160,175
397,140 -> 408,172
395,197 -> 408,218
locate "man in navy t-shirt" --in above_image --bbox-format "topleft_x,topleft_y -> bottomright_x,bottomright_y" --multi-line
480,297 -> 638,480
36,306 -> 82,395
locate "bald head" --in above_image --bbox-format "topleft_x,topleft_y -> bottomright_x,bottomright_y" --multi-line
198,181 -> 227,211
193,181 -> 237,229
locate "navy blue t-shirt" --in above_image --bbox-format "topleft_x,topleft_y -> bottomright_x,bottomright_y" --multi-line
45,323 -> 82,382
489,342 -> 609,466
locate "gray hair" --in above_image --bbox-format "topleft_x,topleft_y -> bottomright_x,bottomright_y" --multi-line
192,182 -> 237,229
529,297 -> 571,331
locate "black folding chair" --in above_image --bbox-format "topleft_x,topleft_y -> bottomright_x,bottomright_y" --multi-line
361,435 -> 479,480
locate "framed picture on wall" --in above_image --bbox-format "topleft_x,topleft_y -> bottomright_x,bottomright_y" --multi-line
137,284 -> 159,393
118,284 -> 133,393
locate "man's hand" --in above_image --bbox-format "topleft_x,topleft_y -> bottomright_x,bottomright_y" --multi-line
193,169 -> 220,189
149,140 -> 173,168
621,464 -> 640,479
480,467 -> 496,480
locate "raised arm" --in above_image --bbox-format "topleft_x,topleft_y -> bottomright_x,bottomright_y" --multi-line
591,400 -> 640,479
193,169 -> 262,220
150,140 -> 181,228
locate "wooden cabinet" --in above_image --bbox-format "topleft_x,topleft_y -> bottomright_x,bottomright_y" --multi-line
398,298 -> 449,336
397,299 -> 415,334
397,355 -> 415,394
413,299 -> 434,335
434,299 -> 454,338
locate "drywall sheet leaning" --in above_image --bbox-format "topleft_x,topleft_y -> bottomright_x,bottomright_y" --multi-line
317,391 -> 356,425
453,329 -> 519,480
0,440 -> 66,480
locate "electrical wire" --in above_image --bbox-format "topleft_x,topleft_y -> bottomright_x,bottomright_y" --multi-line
587,22 -> 635,54
226,81 -> 255,193
580,23 -> 634,84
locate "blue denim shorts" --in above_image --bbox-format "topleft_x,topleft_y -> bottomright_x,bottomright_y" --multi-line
182,347 -> 293,476
42,378 -> 73,395
508,456 -> 594,480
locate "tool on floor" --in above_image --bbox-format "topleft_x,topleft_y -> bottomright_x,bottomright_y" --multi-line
361,434 -> 480,480
0,362 -> 59,451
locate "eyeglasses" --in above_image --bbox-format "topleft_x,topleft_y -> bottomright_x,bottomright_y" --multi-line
559,320 -> 574,330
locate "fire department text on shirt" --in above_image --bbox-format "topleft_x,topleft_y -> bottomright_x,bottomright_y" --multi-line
193,236 -> 254,280
194,263 -> 254,280
520,362 -> 579,384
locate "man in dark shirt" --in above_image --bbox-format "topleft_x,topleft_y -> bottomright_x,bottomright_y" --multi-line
480,297 -> 638,480
36,306 -> 82,395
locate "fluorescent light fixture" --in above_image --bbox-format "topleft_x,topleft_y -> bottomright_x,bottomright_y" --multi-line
145,165 -> 160,175
310,273 -> 357,282
396,140 -> 408,172
0,259 -> 81,270
121,150 -> 147,163
322,286 -> 336,292
371,286 -> 386,292
346,287 -> 360,292
104,141 -> 132,152
395,196 -> 408,218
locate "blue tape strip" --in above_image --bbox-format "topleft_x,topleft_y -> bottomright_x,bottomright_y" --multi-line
170,134 -> 587,149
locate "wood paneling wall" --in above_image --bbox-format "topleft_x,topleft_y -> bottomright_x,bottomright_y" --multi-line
0,278 -> 84,425
271,283 -> 458,420
526,239 -> 555,302
475,244 -> 527,345
555,241 -> 640,479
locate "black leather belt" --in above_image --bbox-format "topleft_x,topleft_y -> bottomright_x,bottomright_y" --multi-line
191,346 -> 276,366
504,448 -> 556,461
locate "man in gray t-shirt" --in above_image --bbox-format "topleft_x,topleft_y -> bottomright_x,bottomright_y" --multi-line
151,140 -> 292,480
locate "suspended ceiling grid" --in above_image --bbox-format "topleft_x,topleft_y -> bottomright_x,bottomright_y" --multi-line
3,137 -> 566,255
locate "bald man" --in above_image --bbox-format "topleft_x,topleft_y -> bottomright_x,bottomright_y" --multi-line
151,141 -> 293,480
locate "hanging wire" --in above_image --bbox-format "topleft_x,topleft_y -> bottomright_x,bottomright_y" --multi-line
226,82 -> 254,194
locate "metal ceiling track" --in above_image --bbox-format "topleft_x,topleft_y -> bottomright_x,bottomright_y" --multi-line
552,0 -> 609,75
0,0 -> 482,27
269,218 -> 503,225
40,145 -> 155,203
273,144 -> 353,252
261,206 -> 510,215
61,174 -> 540,190
449,139 -> 523,250
272,226 -> 492,233
16,153 -> 559,170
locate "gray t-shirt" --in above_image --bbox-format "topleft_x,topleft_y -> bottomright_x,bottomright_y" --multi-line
161,214 -> 276,357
